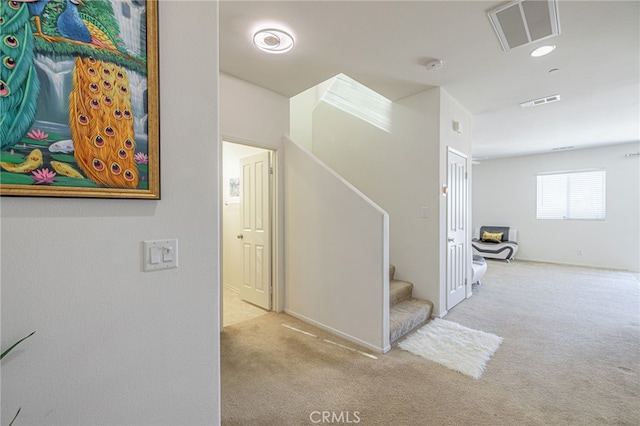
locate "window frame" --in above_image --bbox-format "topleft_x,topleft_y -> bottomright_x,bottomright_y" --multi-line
536,169 -> 606,221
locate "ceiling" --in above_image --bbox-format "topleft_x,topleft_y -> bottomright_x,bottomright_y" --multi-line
219,1 -> 640,159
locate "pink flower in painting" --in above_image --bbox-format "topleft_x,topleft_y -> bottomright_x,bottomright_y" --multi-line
27,129 -> 49,141
134,152 -> 148,165
31,168 -> 56,184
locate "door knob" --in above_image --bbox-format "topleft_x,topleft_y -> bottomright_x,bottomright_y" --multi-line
237,234 -> 244,239
448,238 -> 455,242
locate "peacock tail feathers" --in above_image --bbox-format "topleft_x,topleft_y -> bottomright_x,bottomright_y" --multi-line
1,21 -> 37,110
69,56 -> 138,188
0,0 -> 29,34
0,0 -> 40,150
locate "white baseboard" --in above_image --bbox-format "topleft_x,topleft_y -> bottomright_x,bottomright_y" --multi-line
223,283 -> 240,293
284,309 -> 390,354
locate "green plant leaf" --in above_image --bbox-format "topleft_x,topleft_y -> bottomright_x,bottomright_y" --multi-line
50,154 -> 77,163
0,172 -> 34,185
0,153 -> 26,164
51,177 -> 99,187
8,407 -> 21,426
1,331 -> 35,360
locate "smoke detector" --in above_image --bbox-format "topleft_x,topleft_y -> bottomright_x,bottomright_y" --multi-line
425,59 -> 444,71
488,0 -> 560,52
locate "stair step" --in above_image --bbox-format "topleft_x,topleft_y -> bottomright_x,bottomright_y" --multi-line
390,298 -> 433,344
389,279 -> 413,307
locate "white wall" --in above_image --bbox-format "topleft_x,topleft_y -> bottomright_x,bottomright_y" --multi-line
290,79 -> 333,150
473,142 -> 640,272
219,72 -> 289,311
220,73 -> 289,148
1,2 -> 220,425
305,85 -> 473,316
284,138 -> 390,352
310,88 -> 441,308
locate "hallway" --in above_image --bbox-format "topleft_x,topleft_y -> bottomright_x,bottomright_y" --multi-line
223,287 -> 268,327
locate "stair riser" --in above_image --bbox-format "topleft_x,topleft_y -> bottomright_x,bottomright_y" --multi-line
388,265 -> 434,343
389,299 -> 433,343
389,280 -> 413,307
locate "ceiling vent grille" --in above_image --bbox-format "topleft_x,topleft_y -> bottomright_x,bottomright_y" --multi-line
520,94 -> 561,108
488,0 -> 560,52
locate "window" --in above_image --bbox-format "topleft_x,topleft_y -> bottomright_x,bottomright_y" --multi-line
321,73 -> 392,133
536,169 -> 606,220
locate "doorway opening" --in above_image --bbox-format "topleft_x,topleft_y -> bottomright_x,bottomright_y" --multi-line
221,140 -> 275,327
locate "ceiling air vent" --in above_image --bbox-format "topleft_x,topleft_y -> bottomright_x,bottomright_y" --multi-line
520,94 -> 561,108
488,0 -> 560,52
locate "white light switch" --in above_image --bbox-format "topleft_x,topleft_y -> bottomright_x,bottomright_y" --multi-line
163,246 -> 174,262
143,239 -> 178,271
150,247 -> 162,264
421,207 -> 429,218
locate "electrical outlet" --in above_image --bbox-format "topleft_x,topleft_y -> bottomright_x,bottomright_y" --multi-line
577,249 -> 583,256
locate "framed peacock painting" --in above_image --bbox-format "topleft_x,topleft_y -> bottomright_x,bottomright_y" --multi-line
0,0 -> 159,199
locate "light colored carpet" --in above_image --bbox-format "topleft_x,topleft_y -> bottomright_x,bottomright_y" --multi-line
221,260 -> 640,425
398,318 -> 503,379
223,286 -> 268,327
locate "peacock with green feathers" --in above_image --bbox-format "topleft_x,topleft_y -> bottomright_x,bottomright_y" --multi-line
0,0 -> 40,150
1,0 -> 149,189
29,0 -> 147,71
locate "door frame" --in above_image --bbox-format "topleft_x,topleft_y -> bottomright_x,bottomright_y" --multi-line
219,138 -> 282,330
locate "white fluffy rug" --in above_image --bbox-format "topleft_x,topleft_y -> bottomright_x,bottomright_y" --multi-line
397,318 -> 503,379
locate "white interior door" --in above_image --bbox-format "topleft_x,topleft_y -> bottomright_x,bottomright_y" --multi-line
446,148 -> 468,310
238,151 -> 272,309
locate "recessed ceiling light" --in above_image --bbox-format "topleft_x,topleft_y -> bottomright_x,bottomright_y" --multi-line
253,28 -> 294,54
530,45 -> 556,57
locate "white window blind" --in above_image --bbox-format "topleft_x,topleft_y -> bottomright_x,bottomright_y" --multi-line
536,169 -> 606,220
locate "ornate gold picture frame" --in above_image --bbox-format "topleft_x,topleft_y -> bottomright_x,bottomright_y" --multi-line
0,0 -> 159,199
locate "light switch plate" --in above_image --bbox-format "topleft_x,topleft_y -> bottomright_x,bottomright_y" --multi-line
143,239 -> 178,271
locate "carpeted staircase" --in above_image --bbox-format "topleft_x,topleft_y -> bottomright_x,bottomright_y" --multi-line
389,265 -> 433,344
